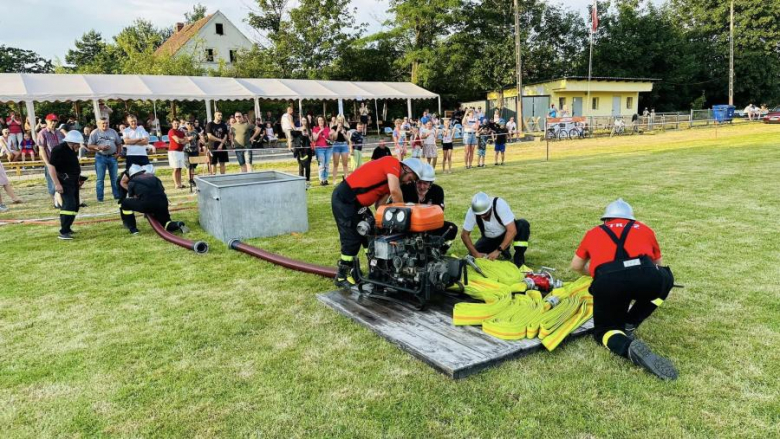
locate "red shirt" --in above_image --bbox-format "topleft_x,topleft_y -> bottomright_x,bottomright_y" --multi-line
168,128 -> 185,151
6,117 -> 22,134
312,126 -> 331,148
345,156 -> 401,207
575,219 -> 662,277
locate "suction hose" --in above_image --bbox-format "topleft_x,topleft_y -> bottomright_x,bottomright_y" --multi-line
146,215 -> 209,254
228,239 -> 337,278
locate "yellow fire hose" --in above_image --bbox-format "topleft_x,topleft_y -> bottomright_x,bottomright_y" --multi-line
452,259 -> 594,351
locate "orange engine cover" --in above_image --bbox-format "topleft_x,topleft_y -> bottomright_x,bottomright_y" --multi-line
375,203 -> 445,232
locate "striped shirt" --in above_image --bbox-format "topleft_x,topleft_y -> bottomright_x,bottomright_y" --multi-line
37,128 -> 64,159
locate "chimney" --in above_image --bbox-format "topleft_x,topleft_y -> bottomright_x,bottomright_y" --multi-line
175,22 -> 185,33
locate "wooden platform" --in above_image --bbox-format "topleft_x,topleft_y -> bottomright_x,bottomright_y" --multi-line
317,290 -> 593,379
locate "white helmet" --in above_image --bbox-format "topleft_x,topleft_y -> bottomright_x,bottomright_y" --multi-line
63,130 -> 84,144
471,192 -> 492,215
601,198 -> 635,220
419,163 -> 435,182
128,164 -> 155,178
401,158 -> 424,179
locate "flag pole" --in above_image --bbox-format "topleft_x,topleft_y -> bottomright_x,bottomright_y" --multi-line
586,0 -> 595,118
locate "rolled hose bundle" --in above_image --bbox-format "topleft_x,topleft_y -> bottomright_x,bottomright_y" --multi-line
228,239 -> 337,279
146,216 -> 209,254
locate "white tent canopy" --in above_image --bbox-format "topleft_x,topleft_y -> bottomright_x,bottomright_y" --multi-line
0,73 -> 439,103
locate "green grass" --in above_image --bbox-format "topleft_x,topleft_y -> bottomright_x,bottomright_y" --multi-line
1,124 -> 778,437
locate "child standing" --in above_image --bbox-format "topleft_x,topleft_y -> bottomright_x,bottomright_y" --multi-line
476,122 -> 491,167
493,121 -> 508,166
20,132 -> 36,162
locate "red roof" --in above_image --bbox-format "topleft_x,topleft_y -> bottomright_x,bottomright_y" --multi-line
155,14 -> 214,57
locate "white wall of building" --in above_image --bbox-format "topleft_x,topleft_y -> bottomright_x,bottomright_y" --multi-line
179,11 -> 253,70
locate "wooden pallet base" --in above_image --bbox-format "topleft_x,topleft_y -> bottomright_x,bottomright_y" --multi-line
317,289 -> 593,379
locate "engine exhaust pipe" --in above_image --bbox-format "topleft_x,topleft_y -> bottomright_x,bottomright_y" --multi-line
146,215 -> 209,254
228,239 -> 336,278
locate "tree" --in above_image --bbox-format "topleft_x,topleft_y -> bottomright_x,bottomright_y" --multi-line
0,45 -> 53,73
64,30 -> 120,73
248,0 -> 289,41
114,19 -> 170,56
669,0 -> 780,106
384,0 -> 460,85
185,3 -> 208,24
247,0 -> 365,79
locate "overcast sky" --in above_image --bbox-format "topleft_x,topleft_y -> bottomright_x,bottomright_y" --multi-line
3,0 -> 602,62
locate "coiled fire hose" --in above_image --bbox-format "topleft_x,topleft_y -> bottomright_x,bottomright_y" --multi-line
452,258 -> 594,351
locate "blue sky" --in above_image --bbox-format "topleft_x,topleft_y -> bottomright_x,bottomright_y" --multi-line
3,0 -> 602,62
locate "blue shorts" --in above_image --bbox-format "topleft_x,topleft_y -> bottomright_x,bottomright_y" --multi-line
465,132 -> 477,145
494,143 -> 506,152
332,142 -> 349,154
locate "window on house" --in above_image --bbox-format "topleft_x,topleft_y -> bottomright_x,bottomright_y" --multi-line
592,97 -> 599,110
559,97 -> 566,110
205,49 -> 214,62
626,97 -> 634,109
229,50 -> 236,63
215,23 -> 224,35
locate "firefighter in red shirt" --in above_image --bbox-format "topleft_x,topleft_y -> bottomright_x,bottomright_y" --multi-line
332,156 -> 423,289
571,199 -> 677,380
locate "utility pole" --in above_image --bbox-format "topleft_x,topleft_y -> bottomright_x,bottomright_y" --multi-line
729,0 -> 734,106
514,0 -> 523,131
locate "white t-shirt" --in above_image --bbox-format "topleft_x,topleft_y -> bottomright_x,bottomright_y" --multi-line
506,121 -> 516,131
442,127 -> 453,143
281,113 -> 293,132
463,197 -> 515,238
421,127 -> 437,146
123,126 -> 150,156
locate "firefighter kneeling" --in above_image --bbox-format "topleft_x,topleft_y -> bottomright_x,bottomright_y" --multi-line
571,198 -> 677,380
331,156 -> 423,289
400,163 -> 458,252
119,164 -> 187,235
461,192 -> 530,267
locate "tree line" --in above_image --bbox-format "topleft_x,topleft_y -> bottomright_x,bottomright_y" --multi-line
2,0 -> 779,112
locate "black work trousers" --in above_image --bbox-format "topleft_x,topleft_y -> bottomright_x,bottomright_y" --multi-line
590,264 -> 674,357
474,218 -> 530,263
331,182 -> 368,260
58,176 -> 80,234
296,153 -> 312,181
120,195 -> 173,231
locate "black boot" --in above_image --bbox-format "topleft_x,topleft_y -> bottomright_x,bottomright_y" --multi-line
513,247 -> 526,267
627,339 -> 678,380
334,260 -> 356,290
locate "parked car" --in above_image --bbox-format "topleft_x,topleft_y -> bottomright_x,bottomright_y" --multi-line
762,107 -> 780,124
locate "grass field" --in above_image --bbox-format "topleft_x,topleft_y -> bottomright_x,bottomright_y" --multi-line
1,123 -> 778,438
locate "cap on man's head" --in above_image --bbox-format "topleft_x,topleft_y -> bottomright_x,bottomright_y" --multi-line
45,113 -> 58,121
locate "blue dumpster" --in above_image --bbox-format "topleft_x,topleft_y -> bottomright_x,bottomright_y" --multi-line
713,105 -> 735,123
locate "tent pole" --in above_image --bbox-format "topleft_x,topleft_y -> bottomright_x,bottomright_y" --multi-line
92,99 -> 101,123
338,98 -> 344,116
407,99 -> 412,119
437,96 -> 441,116
322,102 -> 326,119
153,101 -> 158,136
205,99 -> 213,123
254,97 -> 260,121
374,99 -> 380,136
25,101 -> 37,141
298,99 -> 303,122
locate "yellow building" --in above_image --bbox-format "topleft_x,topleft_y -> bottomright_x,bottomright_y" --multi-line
487,77 -> 656,120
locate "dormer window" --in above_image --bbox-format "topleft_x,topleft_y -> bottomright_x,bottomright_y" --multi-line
215,23 -> 224,35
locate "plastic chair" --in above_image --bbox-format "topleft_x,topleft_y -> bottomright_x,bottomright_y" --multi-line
149,136 -> 159,142
383,127 -> 394,137
161,135 -> 169,142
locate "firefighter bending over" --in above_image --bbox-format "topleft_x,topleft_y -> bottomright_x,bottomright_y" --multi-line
332,156 -> 423,289
461,192 -> 531,267
119,164 -> 187,235
400,163 -> 458,253
571,198 -> 677,380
